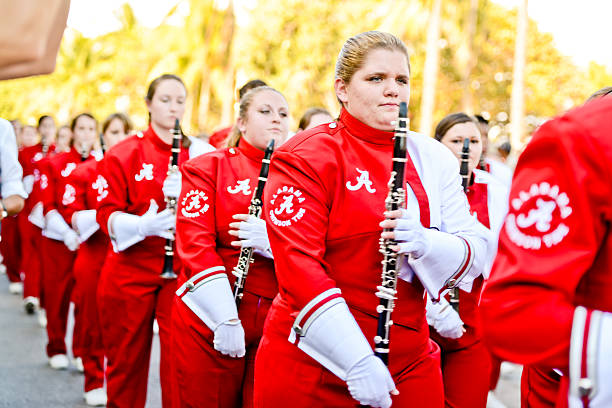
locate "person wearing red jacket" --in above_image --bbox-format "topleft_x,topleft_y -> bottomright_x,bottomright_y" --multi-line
64,112 -> 132,407
172,86 -> 289,407
252,31 -> 490,408
96,74 -> 211,408
39,113 -> 98,370
480,95 -> 612,408
424,112 -> 509,408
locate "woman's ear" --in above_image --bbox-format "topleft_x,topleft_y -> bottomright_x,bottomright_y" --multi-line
334,78 -> 349,105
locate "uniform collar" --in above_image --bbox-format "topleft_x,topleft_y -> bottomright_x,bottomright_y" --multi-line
145,125 -> 172,151
237,137 -> 264,162
339,108 -> 395,145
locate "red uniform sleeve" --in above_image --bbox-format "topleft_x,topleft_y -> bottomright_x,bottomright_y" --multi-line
480,115 -> 610,371
175,157 -> 224,278
95,151 -> 129,235
39,157 -> 58,215
63,163 -> 89,225
263,141 -> 338,310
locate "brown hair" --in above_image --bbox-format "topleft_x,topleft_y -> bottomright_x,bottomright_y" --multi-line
102,112 -> 133,135
227,86 -> 287,148
145,74 -> 190,148
297,107 -> 332,131
335,31 -> 410,85
70,113 -> 97,132
238,79 -> 267,100
587,86 -> 612,102
434,113 -> 477,141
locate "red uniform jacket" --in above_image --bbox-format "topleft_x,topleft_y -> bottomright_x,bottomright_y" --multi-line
96,126 -> 189,260
175,138 -> 277,299
481,97 -> 612,372
40,147 -> 86,218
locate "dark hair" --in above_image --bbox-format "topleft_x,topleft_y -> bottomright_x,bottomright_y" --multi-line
434,113 -> 477,141
145,74 -> 190,148
227,86 -> 287,148
498,141 -> 511,156
37,115 -> 54,128
587,86 -> 612,102
474,114 -> 488,125
102,112 -> 132,134
298,107 -> 332,131
238,79 -> 267,100
70,113 -> 97,132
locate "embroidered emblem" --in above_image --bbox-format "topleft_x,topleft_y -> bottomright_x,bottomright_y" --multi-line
62,184 -> 76,205
227,179 -> 252,195
505,182 -> 572,250
33,152 -> 44,162
92,175 -> 109,202
40,174 -> 49,190
135,163 -> 154,181
61,162 -> 77,177
180,190 -> 209,218
269,186 -> 306,227
346,168 -> 376,193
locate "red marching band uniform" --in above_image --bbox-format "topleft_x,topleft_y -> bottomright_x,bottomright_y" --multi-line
481,97 -> 612,408
96,127 -> 189,408
253,109 -> 490,407
63,155 -> 107,393
173,138 -> 276,407
39,146 -> 90,359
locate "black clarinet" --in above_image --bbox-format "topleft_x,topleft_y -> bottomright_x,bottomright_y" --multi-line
160,119 -> 181,279
100,133 -> 106,155
449,138 -> 471,312
232,139 -> 275,308
374,102 -> 409,365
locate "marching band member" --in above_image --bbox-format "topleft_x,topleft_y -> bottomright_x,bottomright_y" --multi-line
39,113 -> 98,370
428,112 -> 508,408
481,95 -> 612,408
172,85 -> 288,407
65,112 -> 131,406
96,74 -> 206,408
253,31 -> 489,408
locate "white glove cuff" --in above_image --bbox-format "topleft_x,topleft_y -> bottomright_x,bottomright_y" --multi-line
176,266 -> 239,331
569,307 -> 612,407
23,175 -> 35,195
109,211 -> 145,252
72,209 -> 99,243
288,288 -> 374,381
408,229 -> 474,301
28,202 -> 45,229
43,209 -> 71,241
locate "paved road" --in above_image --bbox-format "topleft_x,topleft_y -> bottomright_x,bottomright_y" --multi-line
0,274 -> 520,407
0,277 -> 161,408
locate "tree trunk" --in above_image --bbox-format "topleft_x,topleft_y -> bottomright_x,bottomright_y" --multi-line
460,0 -> 478,114
510,0 -> 527,154
220,0 -> 236,127
419,0 -> 442,138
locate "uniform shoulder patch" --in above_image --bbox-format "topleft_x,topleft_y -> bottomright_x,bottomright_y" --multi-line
180,190 -> 209,218
268,186 -> 306,227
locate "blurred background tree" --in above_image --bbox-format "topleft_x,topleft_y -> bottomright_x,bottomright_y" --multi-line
0,0 -> 610,147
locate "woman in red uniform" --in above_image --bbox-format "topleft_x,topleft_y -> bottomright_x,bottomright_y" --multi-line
39,113 -> 98,370
65,112 -> 132,406
172,85 -> 289,408
425,113 -> 508,408
96,74 -> 202,408
253,31 -> 490,408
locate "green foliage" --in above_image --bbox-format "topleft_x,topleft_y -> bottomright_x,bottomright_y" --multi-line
0,0 -> 610,135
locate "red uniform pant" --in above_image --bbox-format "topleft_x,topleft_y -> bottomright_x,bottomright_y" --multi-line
41,236 -> 76,357
1,215 -> 21,283
19,216 -> 43,301
98,253 -> 175,408
172,290 -> 273,408
72,235 -> 107,391
254,304 -> 444,408
521,366 -> 563,408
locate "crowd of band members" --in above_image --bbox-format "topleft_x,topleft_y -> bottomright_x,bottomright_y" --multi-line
4,30 -> 603,408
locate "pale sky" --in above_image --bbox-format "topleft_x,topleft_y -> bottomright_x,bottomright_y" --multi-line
67,0 -> 612,69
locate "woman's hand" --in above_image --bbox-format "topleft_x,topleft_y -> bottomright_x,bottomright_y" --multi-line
379,209 -> 430,259
229,214 -> 273,258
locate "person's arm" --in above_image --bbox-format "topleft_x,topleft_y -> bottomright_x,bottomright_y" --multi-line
0,119 -> 27,218
0,0 -> 70,79
480,117 -> 608,371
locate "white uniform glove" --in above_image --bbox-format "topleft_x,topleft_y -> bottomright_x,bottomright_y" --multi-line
393,209 -> 430,259
62,229 -> 80,251
229,214 -> 273,258
137,199 -> 175,240
213,319 -> 246,358
426,296 -> 465,339
162,171 -> 182,198
346,355 -> 396,408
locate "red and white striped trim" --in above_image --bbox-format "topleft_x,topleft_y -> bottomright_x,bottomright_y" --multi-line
438,236 -> 474,297
175,266 -> 226,297
570,306 -> 602,407
290,288 -> 343,345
